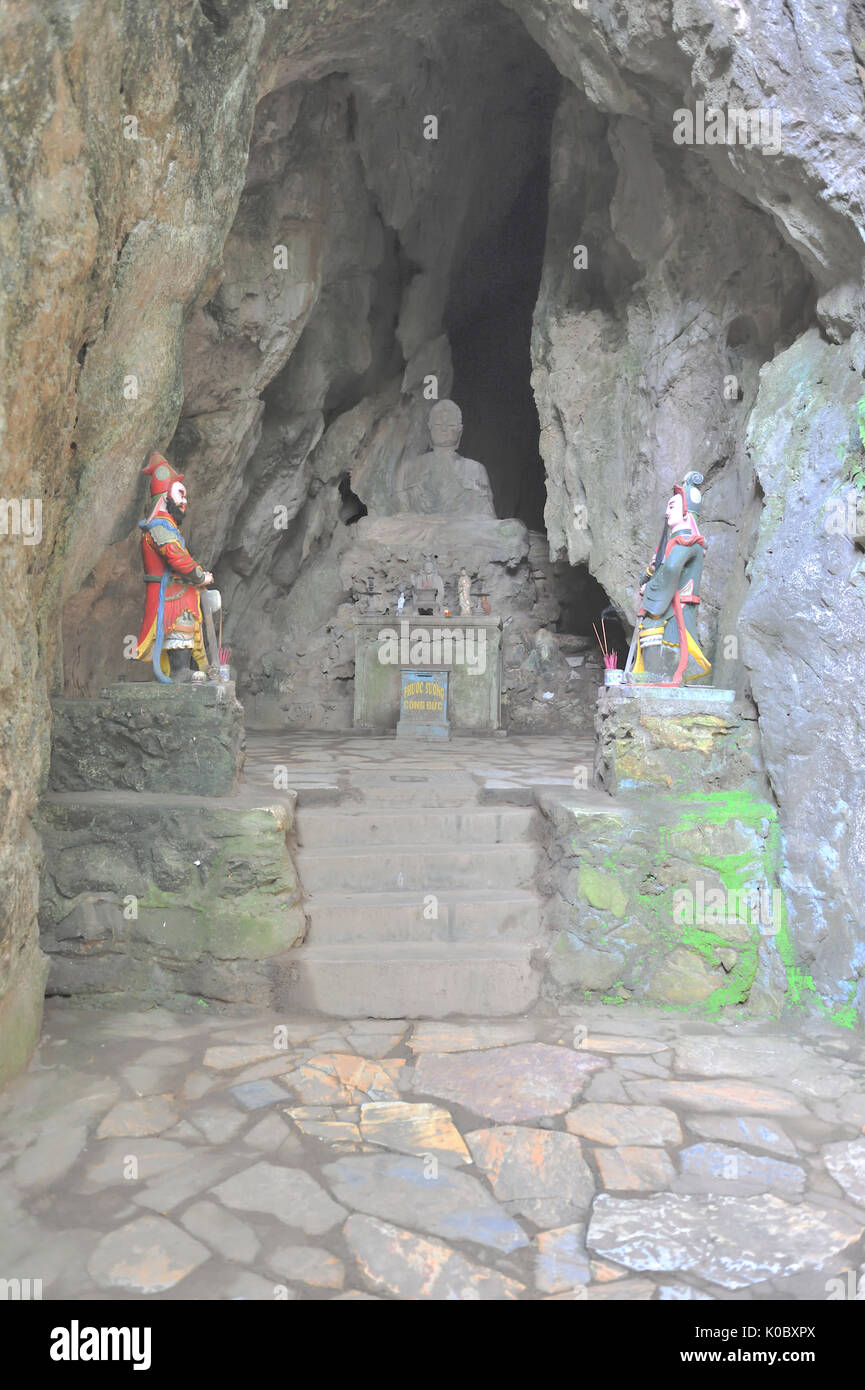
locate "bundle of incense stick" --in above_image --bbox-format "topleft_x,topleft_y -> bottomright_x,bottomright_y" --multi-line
218,647 -> 231,666
592,619 -> 619,670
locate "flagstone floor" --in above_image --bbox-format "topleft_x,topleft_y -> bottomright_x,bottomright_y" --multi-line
240,729 -> 593,800
2,1000 -> 865,1300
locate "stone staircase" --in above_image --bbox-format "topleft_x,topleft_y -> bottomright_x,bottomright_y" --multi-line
282,772 -> 544,1017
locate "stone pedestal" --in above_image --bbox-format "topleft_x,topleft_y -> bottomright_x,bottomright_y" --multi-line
353,616 -> 502,733
530,682 -> 787,1014
40,683 -> 304,1009
49,681 -> 245,796
594,685 -> 761,796
38,796 -> 304,1009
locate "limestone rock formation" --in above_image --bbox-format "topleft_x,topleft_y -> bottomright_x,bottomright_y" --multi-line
3,0 -> 865,1078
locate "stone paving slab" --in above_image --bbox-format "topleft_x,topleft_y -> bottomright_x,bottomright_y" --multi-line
212,1162 -> 346,1234
322,1153 -> 529,1252
2,1000 -> 865,1301
564,1102 -> 682,1146
587,1192 -> 864,1290
88,1215 -> 211,1293
674,1143 -> 806,1199
413,1043 -> 606,1121
534,1223 -> 590,1292
344,1215 -> 525,1299
466,1126 -> 594,1226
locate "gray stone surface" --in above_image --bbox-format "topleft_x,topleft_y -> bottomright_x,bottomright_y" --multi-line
181,1200 -> 260,1264
675,1143 -> 806,1198
212,1162 -> 346,1234
229,1079 -> 292,1110
588,1193 -> 863,1289
565,1103 -> 681,1147
76,1139 -> 193,1193
740,331 -> 865,1019
134,1153 -> 242,1213
625,1079 -> 807,1116
534,1223 -> 590,1293
596,1146 -> 676,1193
187,1103 -> 249,1145
48,686 -> 245,796
344,1214 -> 524,1299
13,1122 -> 89,1190
466,1125 -> 594,1227
2,1000 -> 865,1300
686,1115 -> 799,1159
824,1137 -> 865,1207
322,1153 -> 529,1252
266,1244 -> 345,1289
38,797 -> 304,1009
413,1043 -> 605,1122
88,1215 -> 211,1293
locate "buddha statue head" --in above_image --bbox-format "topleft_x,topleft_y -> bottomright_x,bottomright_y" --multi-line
428,399 -> 463,452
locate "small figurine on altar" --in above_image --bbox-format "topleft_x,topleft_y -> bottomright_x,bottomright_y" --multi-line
410,556 -> 445,616
627,471 -> 712,686
458,567 -> 471,616
135,453 -> 216,684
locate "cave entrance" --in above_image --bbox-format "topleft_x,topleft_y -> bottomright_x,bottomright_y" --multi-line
176,1 -> 611,729
444,48 -> 558,532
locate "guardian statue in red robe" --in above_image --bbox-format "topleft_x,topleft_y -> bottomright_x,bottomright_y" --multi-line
136,453 -> 214,683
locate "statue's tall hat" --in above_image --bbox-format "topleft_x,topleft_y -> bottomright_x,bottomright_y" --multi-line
143,452 -> 184,497
673,470 -> 703,517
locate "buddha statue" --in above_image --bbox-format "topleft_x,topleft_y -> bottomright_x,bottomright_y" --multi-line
393,400 -> 497,518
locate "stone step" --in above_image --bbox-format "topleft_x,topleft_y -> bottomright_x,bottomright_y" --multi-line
296,805 -> 539,848
295,843 -> 539,893
279,941 -> 540,1018
303,888 -> 542,943
347,773 -> 486,807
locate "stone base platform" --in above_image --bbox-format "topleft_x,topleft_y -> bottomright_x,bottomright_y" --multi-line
38,790 -> 304,1010
594,685 -> 763,796
49,681 -> 245,797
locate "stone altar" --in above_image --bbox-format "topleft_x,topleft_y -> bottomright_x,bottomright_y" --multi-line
340,400 -> 594,733
353,615 -> 502,733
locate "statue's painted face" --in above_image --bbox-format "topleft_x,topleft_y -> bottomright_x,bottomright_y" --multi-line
665,491 -> 685,528
169,481 -> 188,512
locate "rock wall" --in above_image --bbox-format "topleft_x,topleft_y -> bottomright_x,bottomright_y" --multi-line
741,328 -> 865,1019
0,0 -> 265,1088
533,83 -> 815,678
3,0 -> 865,1080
